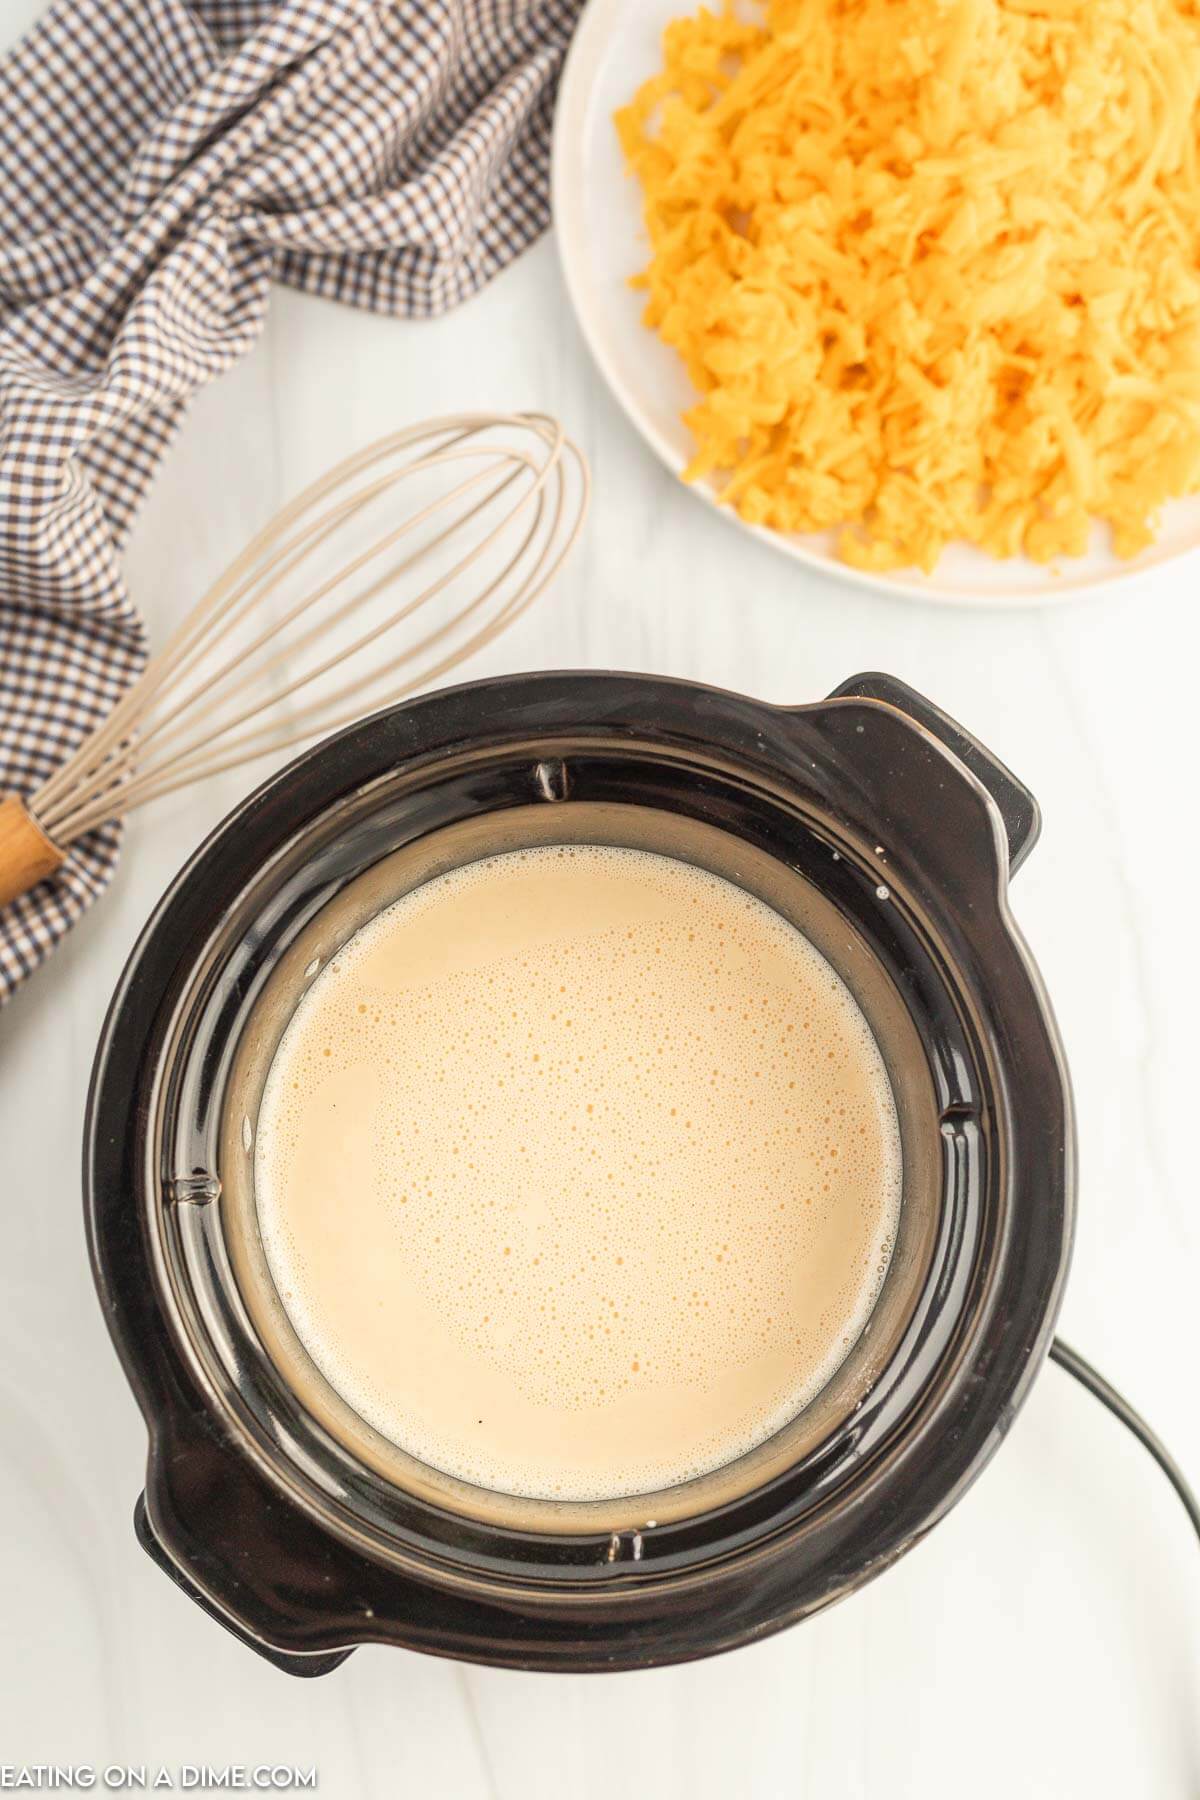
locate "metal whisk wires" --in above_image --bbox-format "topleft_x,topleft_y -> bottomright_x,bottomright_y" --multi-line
30,411 -> 588,848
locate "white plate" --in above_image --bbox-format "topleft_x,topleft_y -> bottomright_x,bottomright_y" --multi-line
552,0 -> 1200,606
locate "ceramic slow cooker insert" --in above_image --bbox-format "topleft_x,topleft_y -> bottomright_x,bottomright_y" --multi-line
85,671 -> 1074,1674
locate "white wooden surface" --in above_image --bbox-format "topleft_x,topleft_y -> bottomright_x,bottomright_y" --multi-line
2,8 -> 1198,1790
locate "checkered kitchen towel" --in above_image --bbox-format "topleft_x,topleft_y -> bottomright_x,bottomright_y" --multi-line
0,0 -> 582,1003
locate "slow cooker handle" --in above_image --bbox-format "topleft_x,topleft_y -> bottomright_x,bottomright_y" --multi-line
829,672 -> 1041,874
133,1494 -> 352,1677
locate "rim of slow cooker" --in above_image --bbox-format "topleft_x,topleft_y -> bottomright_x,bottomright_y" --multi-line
85,671 -> 1074,1666
173,766 -> 960,1567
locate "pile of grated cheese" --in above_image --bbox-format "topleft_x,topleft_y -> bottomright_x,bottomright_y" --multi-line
615,0 -> 1200,571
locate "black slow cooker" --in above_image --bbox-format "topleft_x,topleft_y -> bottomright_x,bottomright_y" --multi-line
85,670 -> 1073,1674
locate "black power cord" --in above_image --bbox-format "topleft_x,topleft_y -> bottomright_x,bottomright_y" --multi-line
1050,1338 -> 1200,1549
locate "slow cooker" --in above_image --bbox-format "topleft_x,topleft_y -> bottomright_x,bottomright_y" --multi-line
85,670 -> 1073,1674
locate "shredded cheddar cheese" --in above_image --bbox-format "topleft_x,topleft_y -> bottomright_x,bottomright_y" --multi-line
615,0 -> 1200,571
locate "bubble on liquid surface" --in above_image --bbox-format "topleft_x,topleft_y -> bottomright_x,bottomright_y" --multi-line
254,845 -> 903,1502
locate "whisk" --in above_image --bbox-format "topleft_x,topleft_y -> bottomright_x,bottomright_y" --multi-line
0,411 -> 588,907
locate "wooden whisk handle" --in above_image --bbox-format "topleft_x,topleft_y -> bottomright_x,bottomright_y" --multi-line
0,796 -> 66,906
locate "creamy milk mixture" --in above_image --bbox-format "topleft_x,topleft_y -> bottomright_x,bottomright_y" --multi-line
254,846 -> 902,1501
